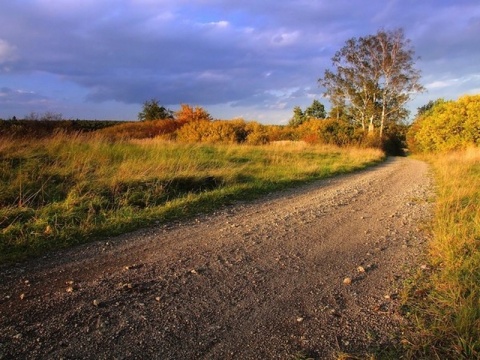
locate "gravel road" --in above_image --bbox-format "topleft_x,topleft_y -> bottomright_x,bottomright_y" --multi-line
0,157 -> 433,359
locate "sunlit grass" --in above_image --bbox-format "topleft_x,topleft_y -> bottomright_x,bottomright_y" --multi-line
0,133 -> 384,264
404,147 -> 480,359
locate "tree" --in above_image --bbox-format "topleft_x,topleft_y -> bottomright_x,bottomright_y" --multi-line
24,111 -> 64,121
304,99 -> 326,119
288,106 -> 306,127
175,104 -> 212,123
415,98 -> 445,118
319,28 -> 424,137
138,99 -> 174,121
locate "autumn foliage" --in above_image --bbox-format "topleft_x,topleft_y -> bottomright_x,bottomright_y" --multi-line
408,94 -> 480,152
1,102 -> 411,151
98,119 -> 181,140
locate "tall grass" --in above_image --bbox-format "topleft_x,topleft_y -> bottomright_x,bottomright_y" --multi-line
0,133 -> 384,264
405,147 -> 480,359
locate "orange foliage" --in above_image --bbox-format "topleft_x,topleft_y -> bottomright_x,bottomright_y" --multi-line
97,119 -> 181,140
295,119 -> 360,146
175,104 -> 212,124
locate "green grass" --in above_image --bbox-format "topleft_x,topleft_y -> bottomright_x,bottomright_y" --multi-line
403,147 -> 480,359
0,133 -> 385,264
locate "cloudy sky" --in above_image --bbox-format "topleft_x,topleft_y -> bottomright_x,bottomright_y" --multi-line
1,0 -> 479,124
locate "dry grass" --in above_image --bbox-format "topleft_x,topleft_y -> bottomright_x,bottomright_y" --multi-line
404,147 -> 480,359
0,133 -> 384,264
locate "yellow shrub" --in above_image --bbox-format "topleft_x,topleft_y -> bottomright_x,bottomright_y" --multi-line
408,94 -> 480,152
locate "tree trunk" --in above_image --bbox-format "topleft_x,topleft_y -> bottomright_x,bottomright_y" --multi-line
380,103 -> 386,138
368,115 -> 374,134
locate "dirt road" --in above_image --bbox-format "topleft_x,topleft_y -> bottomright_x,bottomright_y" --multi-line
0,157 -> 433,359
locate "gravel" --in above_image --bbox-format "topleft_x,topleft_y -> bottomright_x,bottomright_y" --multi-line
0,157 -> 434,359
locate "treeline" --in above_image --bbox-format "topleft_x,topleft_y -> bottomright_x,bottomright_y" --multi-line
98,112 -> 405,152
407,94 -> 480,152
0,119 -> 124,138
1,103 -> 407,153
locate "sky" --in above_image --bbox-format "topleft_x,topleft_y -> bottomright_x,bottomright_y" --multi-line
1,0 -> 479,124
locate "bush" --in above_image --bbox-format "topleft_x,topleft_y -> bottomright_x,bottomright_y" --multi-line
0,120 -> 122,138
295,119 -> 359,146
175,120 -> 245,144
97,119 -> 181,140
407,95 -> 480,153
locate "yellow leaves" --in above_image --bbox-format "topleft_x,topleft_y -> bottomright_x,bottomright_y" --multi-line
408,94 -> 480,153
176,120 -> 244,144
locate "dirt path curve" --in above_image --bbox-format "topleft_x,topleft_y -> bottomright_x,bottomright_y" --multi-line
0,157 -> 433,359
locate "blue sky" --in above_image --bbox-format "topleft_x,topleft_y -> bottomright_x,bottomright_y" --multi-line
1,0 -> 479,124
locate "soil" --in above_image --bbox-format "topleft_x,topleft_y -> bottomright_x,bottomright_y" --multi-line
0,157 -> 433,359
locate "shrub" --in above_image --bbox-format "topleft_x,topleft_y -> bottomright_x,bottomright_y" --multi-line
407,95 -> 480,152
295,119 -> 358,146
97,119 -> 181,140
175,104 -> 213,123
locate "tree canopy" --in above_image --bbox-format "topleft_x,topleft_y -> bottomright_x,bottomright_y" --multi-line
289,100 -> 326,127
138,99 -> 174,121
175,104 -> 213,123
304,99 -> 326,120
319,28 -> 424,137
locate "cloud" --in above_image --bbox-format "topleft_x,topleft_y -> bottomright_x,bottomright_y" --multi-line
0,87 -> 53,115
0,0 -> 479,122
0,39 -> 17,63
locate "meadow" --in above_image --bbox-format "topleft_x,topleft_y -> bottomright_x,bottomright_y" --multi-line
0,133 -> 384,264
404,147 -> 480,359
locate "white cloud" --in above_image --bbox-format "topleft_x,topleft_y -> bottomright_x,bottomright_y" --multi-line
197,71 -> 230,82
0,39 -> 17,63
426,80 -> 451,90
208,20 -> 229,28
271,31 -> 300,46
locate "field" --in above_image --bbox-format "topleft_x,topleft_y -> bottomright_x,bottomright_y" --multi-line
404,147 -> 480,359
0,133 -> 384,264
2,125 -> 478,358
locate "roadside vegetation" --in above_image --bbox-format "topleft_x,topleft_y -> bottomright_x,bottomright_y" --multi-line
0,133 -> 384,264
404,95 -> 480,359
2,26 -> 478,359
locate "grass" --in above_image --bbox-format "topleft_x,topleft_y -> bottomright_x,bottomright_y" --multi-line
403,147 -> 480,359
0,133 -> 384,264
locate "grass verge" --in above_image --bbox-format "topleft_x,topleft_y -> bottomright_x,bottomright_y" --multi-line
403,147 -> 480,359
0,134 -> 384,264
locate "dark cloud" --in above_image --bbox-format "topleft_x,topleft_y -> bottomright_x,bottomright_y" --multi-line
0,87 -> 52,113
0,0 -> 479,122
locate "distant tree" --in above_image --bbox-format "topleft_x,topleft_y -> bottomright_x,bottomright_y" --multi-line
328,103 -> 349,122
319,28 -> 425,137
304,99 -> 326,119
42,112 -> 64,121
289,106 -> 306,127
175,104 -> 212,123
24,111 -> 64,121
138,99 -> 174,121
415,99 -> 445,118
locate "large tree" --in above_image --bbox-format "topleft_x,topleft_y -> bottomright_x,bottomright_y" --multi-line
319,28 -> 424,137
